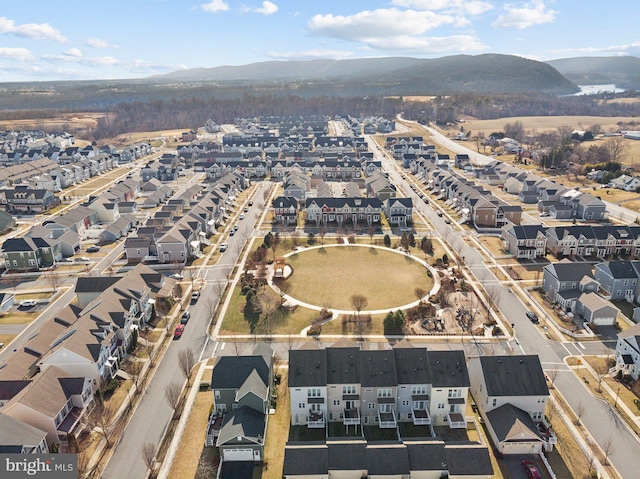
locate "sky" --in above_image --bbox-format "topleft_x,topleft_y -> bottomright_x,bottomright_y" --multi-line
1,0 -> 639,82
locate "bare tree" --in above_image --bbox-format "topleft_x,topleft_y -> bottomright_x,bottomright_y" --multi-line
602,435 -> 615,466
86,403 -> 118,448
230,335 -> 244,356
368,226 -> 376,245
575,400 -> 585,426
594,358 -> 609,393
318,226 -> 328,246
141,442 -> 157,476
414,287 -> 427,304
124,359 -> 144,395
164,382 -> 182,418
205,295 -> 218,324
178,348 -> 196,386
291,230 -> 300,247
259,293 -> 280,338
276,279 -> 292,306
46,270 -> 62,292
350,294 -> 369,340
547,364 -> 560,388
144,342 -> 156,367
606,136 -> 627,163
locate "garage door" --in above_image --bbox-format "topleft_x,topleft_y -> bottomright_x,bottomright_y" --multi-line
223,448 -> 254,461
502,442 -> 541,455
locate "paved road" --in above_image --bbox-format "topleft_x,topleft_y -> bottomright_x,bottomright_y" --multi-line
103,182 -> 271,479
380,124 -> 640,478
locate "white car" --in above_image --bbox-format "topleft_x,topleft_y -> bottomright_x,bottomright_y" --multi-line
170,273 -> 184,280
219,242 -> 228,252
19,300 -> 37,308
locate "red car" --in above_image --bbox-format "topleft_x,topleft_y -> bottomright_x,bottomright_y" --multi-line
522,460 -> 541,479
173,324 -> 185,340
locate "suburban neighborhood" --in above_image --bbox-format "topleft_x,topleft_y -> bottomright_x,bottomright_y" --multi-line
1,113 -> 640,479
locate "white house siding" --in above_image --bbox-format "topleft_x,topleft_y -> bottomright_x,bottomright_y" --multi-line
38,349 -> 101,386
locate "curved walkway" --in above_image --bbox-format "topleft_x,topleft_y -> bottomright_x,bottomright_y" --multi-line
267,243 -> 441,333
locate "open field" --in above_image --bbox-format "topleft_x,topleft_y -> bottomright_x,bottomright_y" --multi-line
286,246 -> 433,310
110,129 -> 190,148
0,112 -> 108,135
454,116 -> 640,135
0,334 -> 15,347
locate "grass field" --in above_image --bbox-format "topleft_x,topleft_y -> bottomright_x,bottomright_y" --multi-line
454,116 -> 640,136
0,334 -> 15,348
0,312 -> 38,324
286,246 -> 433,310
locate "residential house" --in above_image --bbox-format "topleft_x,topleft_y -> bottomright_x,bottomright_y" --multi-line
0,366 -> 94,446
468,355 -> 555,454
384,197 -> 413,227
0,413 -> 48,454
501,224 -> 547,259
575,292 -> 620,326
542,260 -> 595,312
209,344 -> 273,463
614,322 -> 640,380
272,196 -> 298,226
594,260 -> 639,301
2,236 -> 62,271
305,198 -> 382,227
0,186 -> 59,214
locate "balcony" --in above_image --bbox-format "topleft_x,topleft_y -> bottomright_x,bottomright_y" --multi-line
378,410 -> 397,429
343,407 -> 360,426
447,412 -> 466,429
205,412 -> 224,446
307,411 -> 325,429
411,407 -> 431,425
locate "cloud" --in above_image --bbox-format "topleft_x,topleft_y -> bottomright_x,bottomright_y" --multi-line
391,0 -> 493,16
308,8 -> 457,41
85,37 -> 117,49
0,47 -> 34,62
253,1 -> 278,15
0,16 -> 67,42
307,8 -> 486,55
200,0 -> 230,12
492,1 -> 556,29
549,42 -> 640,58
64,48 -> 82,58
266,49 -> 354,61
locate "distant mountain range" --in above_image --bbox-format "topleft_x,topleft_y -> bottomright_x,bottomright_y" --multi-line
151,54 -> 580,95
546,56 -> 640,90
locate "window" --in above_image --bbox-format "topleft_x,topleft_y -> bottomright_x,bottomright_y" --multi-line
307,388 -> 321,398
333,400 -> 340,406
377,389 -> 392,398
532,411 -> 543,420
402,400 -> 409,406
437,403 -> 445,409
492,398 -> 497,407
412,385 -> 426,395
298,403 -> 305,409
368,403 -> 375,409
342,385 -> 356,395
215,391 -> 221,400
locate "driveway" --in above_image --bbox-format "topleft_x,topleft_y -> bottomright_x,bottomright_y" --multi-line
505,455 -> 549,479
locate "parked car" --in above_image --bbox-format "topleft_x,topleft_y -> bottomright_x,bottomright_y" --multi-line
19,300 -> 37,308
400,227 -> 412,233
423,198 -> 429,204
191,291 -> 200,303
180,311 -> 190,324
59,258 -> 73,263
526,311 -> 539,323
239,213 -> 245,220
75,256 -> 90,262
444,218 -> 451,225
243,207 -> 249,212
170,273 -> 184,280
173,324 -> 185,340
437,212 -> 443,217
233,224 -> 239,231
229,229 -> 235,236
219,242 -> 228,252
86,245 -> 100,253
522,460 -> 541,479
248,201 -> 253,206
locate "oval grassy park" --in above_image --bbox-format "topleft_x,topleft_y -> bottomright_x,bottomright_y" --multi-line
284,245 -> 434,310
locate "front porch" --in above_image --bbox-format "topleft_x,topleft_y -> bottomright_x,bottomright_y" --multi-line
378,410 -> 397,429
343,407 -> 360,426
411,407 -> 431,425
205,411 -> 224,446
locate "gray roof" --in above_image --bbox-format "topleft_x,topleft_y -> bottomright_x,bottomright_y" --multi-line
75,277 -> 119,293
283,445 -> 328,475
479,356 -> 549,397
366,445 -> 410,475
406,442 -> 447,471
326,346 -> 360,385
216,406 -> 265,447
427,350 -> 470,388
445,445 -> 494,476
328,442 -> 367,471
288,348 -> 327,387
544,260 -> 593,282
211,355 -> 270,390
486,403 -> 543,444
359,350 -> 398,387
394,347 -> 431,385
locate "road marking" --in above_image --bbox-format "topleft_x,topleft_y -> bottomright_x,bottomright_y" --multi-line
220,343 -> 225,350
577,342 -> 586,349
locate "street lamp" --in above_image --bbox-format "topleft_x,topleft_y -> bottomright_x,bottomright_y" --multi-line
615,386 -> 621,409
